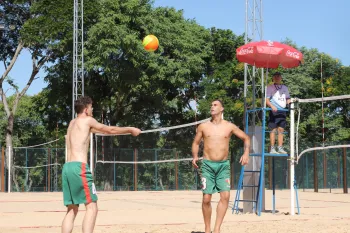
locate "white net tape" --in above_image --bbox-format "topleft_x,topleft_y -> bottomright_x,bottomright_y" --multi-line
95,118 -> 211,136
13,163 -> 61,169
296,94 -> 350,103
96,157 -> 202,164
14,139 -> 61,149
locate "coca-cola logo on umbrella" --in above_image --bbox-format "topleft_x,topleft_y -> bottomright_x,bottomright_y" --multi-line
238,47 -> 254,55
286,50 -> 300,59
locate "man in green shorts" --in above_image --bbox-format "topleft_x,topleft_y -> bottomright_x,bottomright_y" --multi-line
192,99 -> 250,233
62,96 -> 141,233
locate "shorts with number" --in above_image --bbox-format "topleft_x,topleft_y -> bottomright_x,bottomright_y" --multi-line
200,159 -> 231,194
62,161 -> 98,206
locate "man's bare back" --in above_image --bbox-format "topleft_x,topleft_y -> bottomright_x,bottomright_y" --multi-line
200,120 -> 238,161
62,96 -> 141,233
66,116 -> 93,163
66,115 -> 141,163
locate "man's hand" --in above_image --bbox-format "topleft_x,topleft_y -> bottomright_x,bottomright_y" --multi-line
239,154 -> 249,166
192,157 -> 199,169
271,105 -> 278,112
130,128 -> 141,136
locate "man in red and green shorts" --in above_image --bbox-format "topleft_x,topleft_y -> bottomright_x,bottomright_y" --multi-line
192,99 -> 250,233
62,96 -> 141,233
62,162 -> 97,206
200,159 -> 231,195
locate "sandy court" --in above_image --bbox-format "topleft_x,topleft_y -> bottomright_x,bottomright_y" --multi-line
1,189 -> 350,233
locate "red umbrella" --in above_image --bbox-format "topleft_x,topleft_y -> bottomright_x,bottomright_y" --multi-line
236,40 -> 303,68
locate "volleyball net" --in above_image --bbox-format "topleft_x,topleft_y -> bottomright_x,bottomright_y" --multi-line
2,95 -> 349,193
92,118 -> 210,191
3,139 -> 65,192
292,94 -> 350,191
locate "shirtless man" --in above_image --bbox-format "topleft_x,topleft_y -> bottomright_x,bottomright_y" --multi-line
192,99 -> 250,233
61,96 -> 141,233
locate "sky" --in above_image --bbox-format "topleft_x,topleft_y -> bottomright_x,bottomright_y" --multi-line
1,0 -> 349,96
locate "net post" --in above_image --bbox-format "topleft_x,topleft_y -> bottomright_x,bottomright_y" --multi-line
155,149 -> 158,191
90,133 -> 94,175
314,149 -> 318,192
48,148 -> 51,192
8,146 -> 11,193
290,100 -> 295,216
1,147 -> 4,192
323,152 -> 327,188
343,147 -> 348,193
134,148 -> 138,191
175,150 -> 178,190
268,157 -> 272,189
337,155 -> 340,188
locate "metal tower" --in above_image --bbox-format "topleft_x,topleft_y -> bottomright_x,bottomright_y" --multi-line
72,0 -> 84,119
244,0 -> 264,119
242,0 -> 264,214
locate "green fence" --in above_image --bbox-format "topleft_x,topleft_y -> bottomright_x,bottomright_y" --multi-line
1,146 -> 349,192
10,148 -> 66,192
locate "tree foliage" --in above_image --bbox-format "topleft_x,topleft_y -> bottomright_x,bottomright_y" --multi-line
1,1 -> 349,191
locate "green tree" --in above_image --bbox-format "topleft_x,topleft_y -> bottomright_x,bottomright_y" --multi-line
0,95 -> 53,191
36,0 -> 212,190
0,0 -> 79,190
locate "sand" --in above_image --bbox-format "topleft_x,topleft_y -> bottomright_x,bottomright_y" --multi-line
1,189 -> 350,233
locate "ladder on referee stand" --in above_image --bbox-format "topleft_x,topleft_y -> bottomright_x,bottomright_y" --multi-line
232,156 -> 300,215
232,107 -> 300,216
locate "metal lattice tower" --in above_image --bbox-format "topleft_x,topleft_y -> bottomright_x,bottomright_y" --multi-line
244,0 -> 264,123
242,0 -> 264,214
72,0 -> 84,119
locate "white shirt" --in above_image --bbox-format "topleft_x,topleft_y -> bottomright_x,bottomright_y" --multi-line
266,84 -> 290,110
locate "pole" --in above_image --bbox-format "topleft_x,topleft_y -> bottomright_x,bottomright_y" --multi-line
8,146 -> 11,193
343,147 -> 348,193
337,155 -> 340,188
269,157 -> 272,189
90,133 -> 93,174
272,157 -> 275,214
314,148 -> 318,192
305,156 -> 309,189
175,150 -> 178,190
134,148 -> 138,191
25,148 -> 28,191
113,149 -> 116,191
290,101 -> 295,216
48,148 -> 51,192
1,147 -> 4,192
155,149 -> 158,191
323,153 -> 327,188
45,149 -> 48,191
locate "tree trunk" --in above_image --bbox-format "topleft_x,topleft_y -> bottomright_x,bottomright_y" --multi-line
5,113 -> 20,191
159,175 -> 164,190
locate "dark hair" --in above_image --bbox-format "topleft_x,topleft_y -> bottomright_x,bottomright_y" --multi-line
74,96 -> 92,114
212,99 -> 224,108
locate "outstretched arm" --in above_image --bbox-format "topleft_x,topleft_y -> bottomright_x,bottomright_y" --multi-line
191,124 -> 203,169
88,117 -> 141,136
231,124 -> 250,165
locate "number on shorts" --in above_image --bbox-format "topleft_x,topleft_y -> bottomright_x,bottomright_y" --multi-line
92,183 -> 97,194
201,177 -> 207,190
